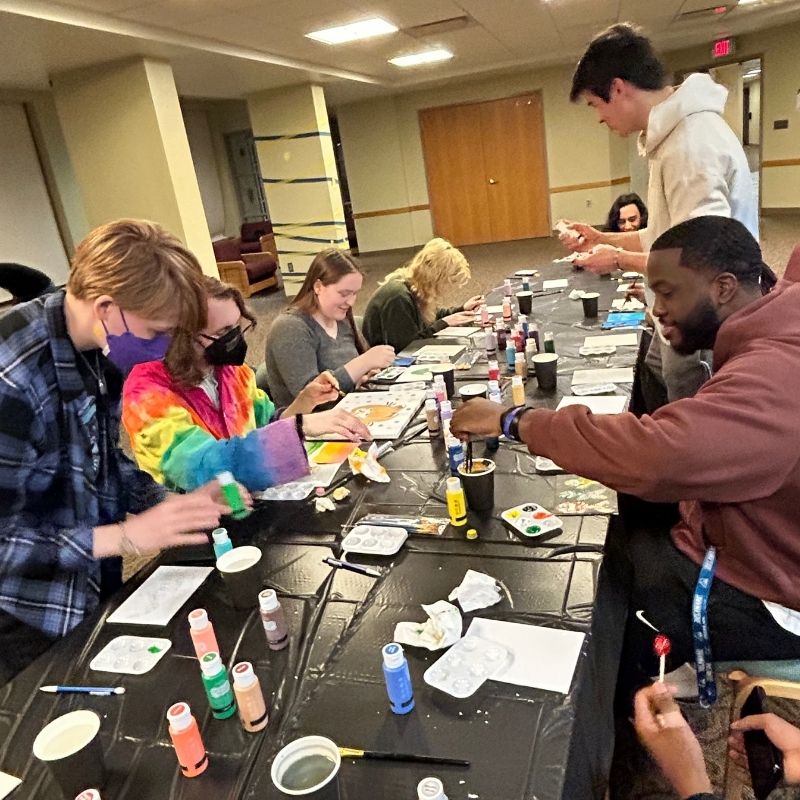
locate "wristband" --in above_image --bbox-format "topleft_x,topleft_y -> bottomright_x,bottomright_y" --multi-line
500,406 -> 529,442
117,520 -> 142,556
295,414 -> 305,442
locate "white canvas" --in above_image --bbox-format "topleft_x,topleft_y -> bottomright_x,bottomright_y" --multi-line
326,390 -> 426,440
583,333 -> 638,348
557,395 -> 628,414
542,278 -> 569,289
572,367 -> 635,385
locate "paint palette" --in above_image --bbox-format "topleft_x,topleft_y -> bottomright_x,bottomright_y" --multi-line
90,636 -> 172,675
571,382 -> 618,396
578,345 -> 617,357
259,481 -> 317,501
341,524 -> 408,556
501,503 -> 563,539
424,635 -> 512,698
534,456 -> 564,473
372,366 -> 407,383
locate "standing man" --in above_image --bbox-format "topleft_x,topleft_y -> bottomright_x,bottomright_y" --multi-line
562,23 -> 757,401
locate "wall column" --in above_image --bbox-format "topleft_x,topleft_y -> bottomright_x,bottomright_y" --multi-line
52,58 -> 216,274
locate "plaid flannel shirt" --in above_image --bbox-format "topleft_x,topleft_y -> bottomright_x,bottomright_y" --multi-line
0,291 -> 166,638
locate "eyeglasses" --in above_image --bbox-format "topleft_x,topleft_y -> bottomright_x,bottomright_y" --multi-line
198,321 -> 254,344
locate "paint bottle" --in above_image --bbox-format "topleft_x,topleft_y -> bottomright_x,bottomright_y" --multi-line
514,351 -> 528,379
446,436 -> 465,476
199,652 -> 237,720
445,476 -> 467,526
438,399 -> 453,429
211,527 -> 233,559
528,323 -> 541,352
433,376 -> 447,406
503,278 -> 513,296
258,589 -> 289,651
382,643 -> 415,715
522,276 -> 531,292
514,327 -> 526,353
487,359 -> 500,382
512,375 -> 526,406
525,338 -> 538,367
487,379 -> 501,395
425,398 -> 440,435
188,608 -> 220,661
502,297 -> 512,321
232,661 -> 269,733
166,702 -> 208,778
216,471 -> 249,520
544,331 -> 555,353
519,314 -> 529,339
425,386 -> 436,402
496,327 -> 507,352
74,792 -> 102,800
484,330 -> 496,357
418,777 -> 448,800
486,384 -> 503,452
480,304 -> 489,326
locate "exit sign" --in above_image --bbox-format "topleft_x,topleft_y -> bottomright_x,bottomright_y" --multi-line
712,37 -> 736,58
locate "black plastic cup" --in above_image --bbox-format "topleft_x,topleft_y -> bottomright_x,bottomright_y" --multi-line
581,292 -> 599,318
457,458 -> 496,511
217,545 -> 263,609
532,353 -> 559,391
515,291 -> 533,315
430,364 -> 455,399
458,383 -> 488,402
33,710 -> 106,798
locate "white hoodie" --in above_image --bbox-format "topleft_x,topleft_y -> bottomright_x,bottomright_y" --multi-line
638,72 -> 758,250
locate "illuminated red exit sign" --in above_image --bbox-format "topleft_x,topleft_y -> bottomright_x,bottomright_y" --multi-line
712,37 -> 736,58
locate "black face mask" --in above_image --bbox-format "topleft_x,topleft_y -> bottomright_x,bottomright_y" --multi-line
203,327 -> 248,366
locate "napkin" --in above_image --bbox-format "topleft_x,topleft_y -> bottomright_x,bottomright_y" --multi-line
448,570 -> 502,612
394,600 -> 462,651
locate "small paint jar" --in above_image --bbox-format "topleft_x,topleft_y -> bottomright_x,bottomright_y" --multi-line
188,608 -> 220,661
418,777 -> 448,800
232,661 -> 269,733
199,652 -> 237,720
211,527 -> 233,559
166,702 -> 208,778
259,589 -> 289,651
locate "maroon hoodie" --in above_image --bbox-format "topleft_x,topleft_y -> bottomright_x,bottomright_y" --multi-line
524,277 -> 800,609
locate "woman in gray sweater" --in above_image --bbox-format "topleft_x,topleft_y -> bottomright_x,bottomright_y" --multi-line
265,250 -> 395,406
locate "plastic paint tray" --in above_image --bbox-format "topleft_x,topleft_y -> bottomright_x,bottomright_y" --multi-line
571,383 -> 618,396
424,635 -> 512,698
90,635 -> 172,675
501,503 -> 563,539
578,345 -> 616,357
341,525 -> 407,556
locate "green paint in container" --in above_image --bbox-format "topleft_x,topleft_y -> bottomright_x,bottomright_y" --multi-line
200,651 -> 237,719
217,471 -> 250,519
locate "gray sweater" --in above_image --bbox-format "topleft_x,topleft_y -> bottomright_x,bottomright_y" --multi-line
265,311 -> 359,406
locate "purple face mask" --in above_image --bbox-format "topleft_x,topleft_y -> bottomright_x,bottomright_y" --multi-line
102,309 -> 170,374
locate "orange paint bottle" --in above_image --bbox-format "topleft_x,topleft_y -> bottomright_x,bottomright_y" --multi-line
232,661 -> 269,733
166,702 -> 208,778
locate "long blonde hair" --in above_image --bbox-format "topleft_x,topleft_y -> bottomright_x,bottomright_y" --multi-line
382,238 -> 470,321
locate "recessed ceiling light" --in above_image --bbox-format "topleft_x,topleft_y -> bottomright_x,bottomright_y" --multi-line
737,0 -> 761,5
306,18 -> 398,45
389,49 -> 454,67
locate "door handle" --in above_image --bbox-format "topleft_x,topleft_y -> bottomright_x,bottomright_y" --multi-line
488,178 -> 497,184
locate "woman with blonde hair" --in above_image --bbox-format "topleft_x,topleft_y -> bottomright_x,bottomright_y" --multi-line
265,249 -> 395,406
124,275 -> 370,492
362,238 -> 484,352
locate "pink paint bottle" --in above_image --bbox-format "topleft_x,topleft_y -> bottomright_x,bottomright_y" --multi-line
258,589 -> 289,651
188,608 -> 220,661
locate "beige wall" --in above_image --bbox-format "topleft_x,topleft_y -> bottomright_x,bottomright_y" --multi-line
665,19 -> 800,209
711,63 -> 744,142
338,65 -> 625,252
52,58 -> 217,273
183,106 -> 226,238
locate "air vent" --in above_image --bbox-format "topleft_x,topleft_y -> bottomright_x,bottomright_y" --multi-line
675,3 -> 733,21
404,15 -> 474,39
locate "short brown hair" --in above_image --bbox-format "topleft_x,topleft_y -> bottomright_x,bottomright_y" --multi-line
166,276 -> 256,387
68,218 -> 207,335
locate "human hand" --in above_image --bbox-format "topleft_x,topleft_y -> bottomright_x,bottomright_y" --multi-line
574,244 -> 620,274
450,398 -> 504,439
303,409 -> 371,442
195,477 -> 254,513
356,368 -> 381,389
365,345 -> 395,371
730,713 -> 800,784
462,294 -> 485,312
559,221 -> 602,253
632,683 -> 712,798
293,371 -> 341,412
442,311 -> 475,327
625,283 -> 646,304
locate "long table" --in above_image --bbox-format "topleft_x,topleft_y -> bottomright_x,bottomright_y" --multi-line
0,263 -> 640,799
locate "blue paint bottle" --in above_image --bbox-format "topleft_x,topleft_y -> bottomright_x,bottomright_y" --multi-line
446,436 -> 465,475
382,642 -> 415,714
212,528 -> 233,560
505,343 -> 516,373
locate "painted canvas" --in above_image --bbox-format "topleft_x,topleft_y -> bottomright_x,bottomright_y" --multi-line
320,389 -> 426,440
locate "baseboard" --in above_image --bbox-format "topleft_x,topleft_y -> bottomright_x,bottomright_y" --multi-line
761,207 -> 800,216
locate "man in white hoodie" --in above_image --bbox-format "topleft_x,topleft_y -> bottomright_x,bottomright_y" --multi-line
562,23 -> 757,402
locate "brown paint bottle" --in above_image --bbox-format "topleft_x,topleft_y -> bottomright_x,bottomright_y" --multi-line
258,588 -> 289,651
232,661 -> 268,733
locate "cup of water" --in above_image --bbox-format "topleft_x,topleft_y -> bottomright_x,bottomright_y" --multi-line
271,735 -> 341,798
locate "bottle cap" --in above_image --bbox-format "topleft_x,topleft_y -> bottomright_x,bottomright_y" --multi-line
519,314 -> 527,322
211,528 -> 229,544
382,642 -> 405,669
488,360 -> 498,370
417,777 -> 446,800
188,608 -> 209,630
446,476 -> 462,492
488,380 -> 500,392
216,471 -> 235,486
75,791 -> 102,800
466,528 -> 478,540
514,352 -> 524,361
167,702 -> 193,732
512,375 -> 523,386
232,661 -> 257,688
439,400 -> 452,414
544,330 -> 554,340
315,486 -> 326,496
425,398 -> 437,411
200,651 -> 223,676
433,374 -> 445,385
258,588 -> 280,612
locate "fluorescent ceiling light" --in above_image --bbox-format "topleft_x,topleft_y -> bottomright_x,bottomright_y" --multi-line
306,18 -> 398,45
389,49 -> 454,67
737,0 -> 762,5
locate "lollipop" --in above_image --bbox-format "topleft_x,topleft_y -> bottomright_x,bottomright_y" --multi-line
653,633 -> 672,682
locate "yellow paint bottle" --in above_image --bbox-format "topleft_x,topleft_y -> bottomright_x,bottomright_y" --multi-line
446,477 -> 467,527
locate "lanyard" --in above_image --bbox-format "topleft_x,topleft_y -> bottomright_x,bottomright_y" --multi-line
692,546 -> 718,707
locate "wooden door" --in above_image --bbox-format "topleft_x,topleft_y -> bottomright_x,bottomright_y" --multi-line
419,93 -> 550,246
419,103 -> 492,246
479,93 -> 551,240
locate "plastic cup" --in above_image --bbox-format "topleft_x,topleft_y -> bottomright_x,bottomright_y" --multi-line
581,292 -> 599,318
33,710 -> 106,798
458,383 -> 488,402
271,735 -> 341,798
217,545 -> 263,609
515,291 -> 532,315
532,353 -> 558,391
429,364 -> 455,399
457,458 -> 496,512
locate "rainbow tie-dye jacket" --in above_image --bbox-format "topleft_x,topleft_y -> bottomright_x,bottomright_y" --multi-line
122,361 -> 309,492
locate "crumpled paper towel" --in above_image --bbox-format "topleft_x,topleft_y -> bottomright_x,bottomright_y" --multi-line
568,288 -> 585,300
393,600 -> 462,651
448,570 -> 502,613
348,442 -> 390,483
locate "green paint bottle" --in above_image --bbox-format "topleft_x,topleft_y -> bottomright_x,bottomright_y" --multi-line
217,471 -> 249,520
200,651 -> 237,719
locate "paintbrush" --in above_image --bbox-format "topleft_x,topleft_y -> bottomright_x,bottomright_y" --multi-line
624,276 -> 639,303
323,369 -> 346,398
338,747 -> 469,767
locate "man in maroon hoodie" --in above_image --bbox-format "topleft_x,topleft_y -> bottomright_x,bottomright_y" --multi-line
451,216 -> 800,701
